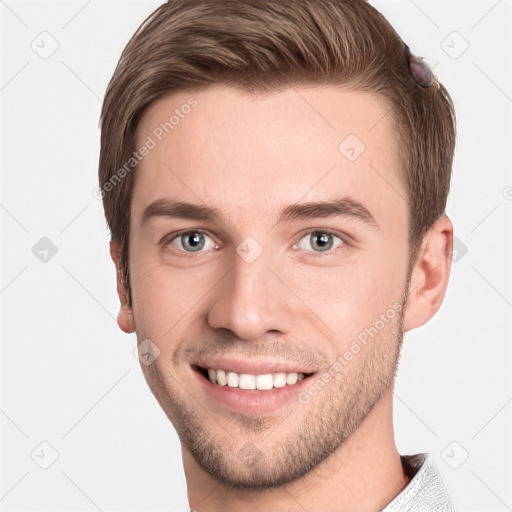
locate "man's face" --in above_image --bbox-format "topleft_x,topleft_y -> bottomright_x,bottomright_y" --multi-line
126,85 -> 411,488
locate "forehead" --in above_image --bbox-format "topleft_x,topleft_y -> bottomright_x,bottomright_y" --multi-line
132,85 -> 406,233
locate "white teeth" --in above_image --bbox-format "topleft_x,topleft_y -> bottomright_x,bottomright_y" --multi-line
286,373 -> 298,385
256,374 -> 273,390
273,373 -> 287,388
216,369 -> 227,386
205,368 -> 307,389
239,374 -> 256,390
227,371 -> 239,387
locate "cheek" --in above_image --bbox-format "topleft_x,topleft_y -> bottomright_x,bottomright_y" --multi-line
284,250 -> 406,341
129,255 -> 222,336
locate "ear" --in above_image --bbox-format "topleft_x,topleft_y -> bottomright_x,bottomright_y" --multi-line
403,214 -> 453,331
109,240 -> 136,334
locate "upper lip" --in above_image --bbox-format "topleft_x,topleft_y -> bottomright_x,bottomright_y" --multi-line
193,358 -> 315,375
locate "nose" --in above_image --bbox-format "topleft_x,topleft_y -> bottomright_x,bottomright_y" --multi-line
206,248 -> 296,341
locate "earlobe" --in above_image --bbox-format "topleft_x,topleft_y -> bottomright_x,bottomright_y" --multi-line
403,214 -> 454,332
109,240 -> 136,334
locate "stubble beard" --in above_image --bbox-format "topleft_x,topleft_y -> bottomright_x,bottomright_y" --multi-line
141,300 -> 406,490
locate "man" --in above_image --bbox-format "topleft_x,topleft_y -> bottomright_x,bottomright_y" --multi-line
98,0 -> 457,510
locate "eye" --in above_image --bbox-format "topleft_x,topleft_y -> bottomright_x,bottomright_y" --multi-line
164,230 -> 218,255
294,230 -> 344,255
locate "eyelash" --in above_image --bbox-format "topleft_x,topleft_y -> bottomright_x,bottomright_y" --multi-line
161,229 -> 347,259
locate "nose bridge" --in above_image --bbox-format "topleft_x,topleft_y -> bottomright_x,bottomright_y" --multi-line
207,242 -> 295,340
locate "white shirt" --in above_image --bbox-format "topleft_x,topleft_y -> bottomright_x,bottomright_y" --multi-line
381,453 -> 455,511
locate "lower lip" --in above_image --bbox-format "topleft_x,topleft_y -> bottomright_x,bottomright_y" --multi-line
192,367 -> 314,415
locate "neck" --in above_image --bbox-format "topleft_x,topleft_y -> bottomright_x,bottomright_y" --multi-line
184,387 -> 409,512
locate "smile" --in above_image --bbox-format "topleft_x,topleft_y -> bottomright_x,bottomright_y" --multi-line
191,361 -> 316,414
205,368 -> 309,390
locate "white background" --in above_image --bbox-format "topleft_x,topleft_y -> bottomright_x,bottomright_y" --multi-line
1,0 -> 511,510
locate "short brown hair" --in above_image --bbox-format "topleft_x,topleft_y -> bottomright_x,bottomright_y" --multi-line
99,0 -> 457,307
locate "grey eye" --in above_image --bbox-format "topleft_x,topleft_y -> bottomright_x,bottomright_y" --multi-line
172,231 -> 216,252
297,231 -> 343,253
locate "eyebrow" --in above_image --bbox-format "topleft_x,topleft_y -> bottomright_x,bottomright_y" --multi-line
141,196 -> 380,230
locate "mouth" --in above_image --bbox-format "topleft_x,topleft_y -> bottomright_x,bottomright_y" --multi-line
191,362 -> 317,414
192,364 -> 315,391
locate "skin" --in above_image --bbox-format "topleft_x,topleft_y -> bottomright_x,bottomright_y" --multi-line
109,85 -> 453,511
